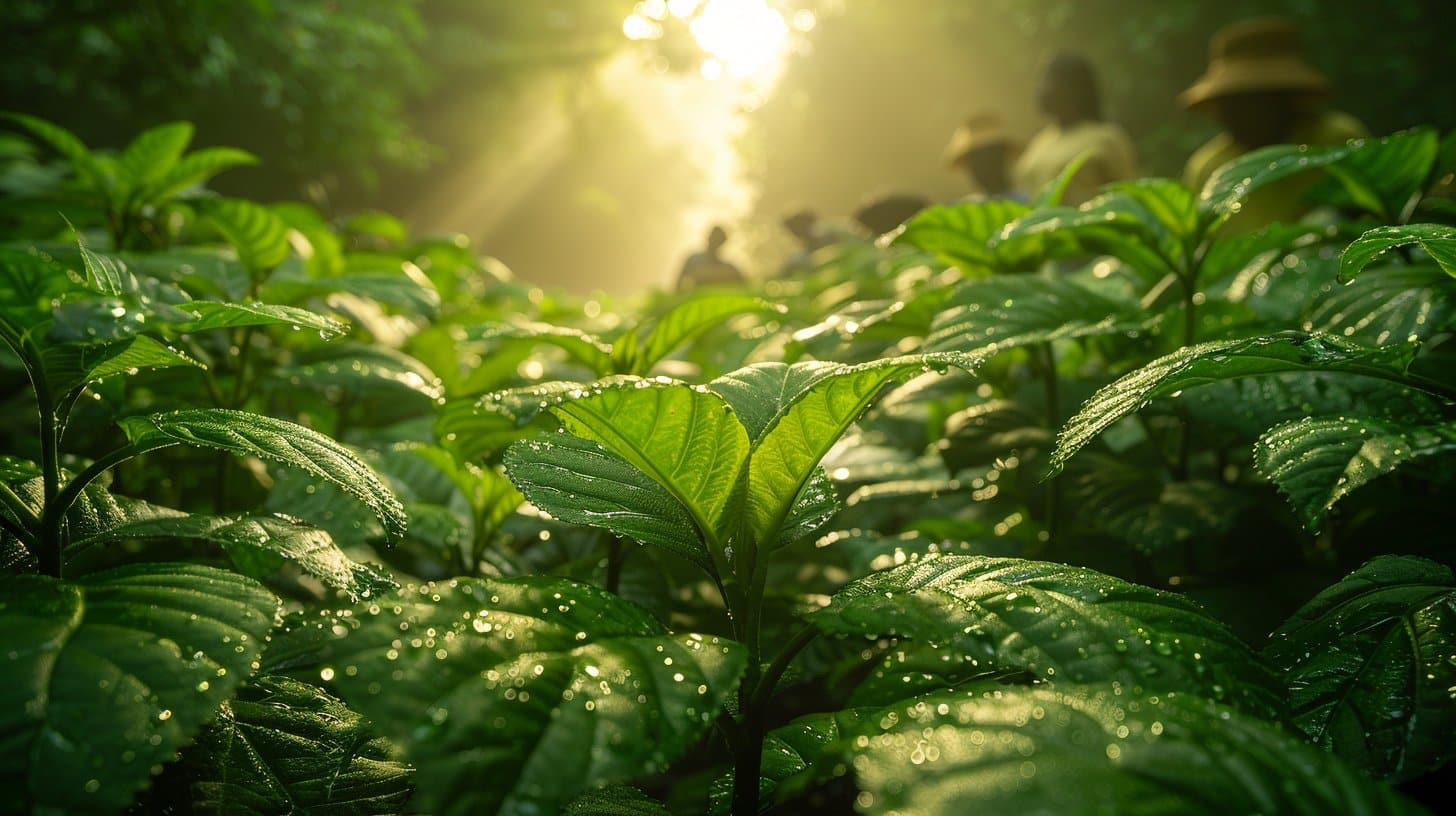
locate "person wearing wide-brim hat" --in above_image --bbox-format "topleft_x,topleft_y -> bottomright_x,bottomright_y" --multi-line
945,113 -> 1025,202
1182,17 -> 1367,230
1011,52 -> 1138,207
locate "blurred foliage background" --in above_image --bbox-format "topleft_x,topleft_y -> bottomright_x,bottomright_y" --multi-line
2,0 -> 1453,293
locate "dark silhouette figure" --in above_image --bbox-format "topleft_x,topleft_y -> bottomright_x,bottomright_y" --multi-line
677,225 -> 744,291
945,113 -> 1021,200
1013,52 -> 1137,205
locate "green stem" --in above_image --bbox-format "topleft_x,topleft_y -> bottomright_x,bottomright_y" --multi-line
748,624 -> 819,712
604,537 -> 626,595
1038,343 -> 1060,544
1176,274 -> 1198,482
0,480 -> 40,532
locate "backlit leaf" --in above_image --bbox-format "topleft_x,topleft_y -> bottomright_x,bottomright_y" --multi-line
1339,224 -> 1456,282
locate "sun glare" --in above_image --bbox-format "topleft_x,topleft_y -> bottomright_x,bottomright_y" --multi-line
624,0 -> 791,82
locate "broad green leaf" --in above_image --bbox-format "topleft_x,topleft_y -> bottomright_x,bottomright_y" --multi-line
171,300 -> 348,338
776,466 -> 839,549
504,432 -> 708,569
563,786 -> 670,816
1305,265 -> 1456,345
1067,455 -> 1250,555
923,275 -> 1154,355
294,577 -> 746,816
708,709 -> 872,815
143,147 -> 258,204
1199,141 -> 1354,222
813,555 -> 1281,715
118,409 -> 406,542
1048,332 -> 1422,476
271,346 -> 444,403
44,335 -> 204,393
434,398 -> 542,462
1,112 -> 108,190
851,684 -> 1424,816
343,211 -> 409,243
707,361 -> 841,442
117,122 -> 192,189
938,400 -> 1048,471
1104,178 -> 1200,252
995,195 -> 1176,281
1265,555 -> 1456,781
891,199 -> 1032,272
198,198 -> 291,273
848,653 -> 1030,708
616,294 -> 783,374
1339,224 -> 1456,281
1256,416 -> 1456,532
66,512 -> 396,601
0,246 -> 87,328
0,563 -> 278,815
185,674 -> 412,816
745,354 -> 975,547
546,381 -> 750,548
472,320 -> 614,375
1202,222 -> 1330,287
260,269 -> 441,315
1319,128 -> 1440,221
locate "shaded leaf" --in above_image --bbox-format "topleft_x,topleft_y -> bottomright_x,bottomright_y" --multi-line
117,122 -> 192,189
1199,141 -> 1353,222
198,198 -> 291,273
923,275 -> 1154,355
1339,223 -> 1456,282
144,147 -> 258,204
1305,264 -> 1456,345
616,294 -> 783,374
889,199 -> 1032,271
563,786 -> 671,816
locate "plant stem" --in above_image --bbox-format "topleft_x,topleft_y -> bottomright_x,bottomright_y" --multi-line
748,624 -> 819,712
1038,342 -> 1060,544
1176,276 -> 1198,482
604,537 -> 625,595
40,446 -> 144,571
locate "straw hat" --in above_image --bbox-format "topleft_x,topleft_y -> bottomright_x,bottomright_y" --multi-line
1180,17 -> 1329,111
944,112 -> 1012,168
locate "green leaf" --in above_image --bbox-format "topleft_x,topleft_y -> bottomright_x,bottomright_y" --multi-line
171,300 -> 349,338
1339,224 -> 1456,282
742,354 -> 975,548
1032,149 -> 1094,208
73,230 -> 131,296
1319,128 -> 1440,221
185,674 -> 412,816
1199,141 -> 1354,223
616,294 -> 783,375
1067,455 -> 1251,555
198,198 -> 291,274
117,409 -> 406,542
67,512 -> 396,601
435,398 -> 541,462
270,346 -> 444,403
1,112 -> 108,190
890,199 -> 1032,271
546,381 -> 750,550
851,684 -> 1424,816
923,275 -> 1154,355
472,320 -> 614,375
0,563 -> 278,815
45,335 -> 204,393
1306,264 -> 1456,345
995,194 -> 1178,281
776,466 -> 839,550
813,555 -> 1282,715
708,709 -> 872,815
504,432 -> 708,569
298,577 -> 746,816
343,211 -> 409,243
1265,555 -> 1456,781
1256,416 -> 1456,532
563,786 -> 671,816
142,147 -> 258,205
1048,332 -> 1422,476
117,122 -> 192,190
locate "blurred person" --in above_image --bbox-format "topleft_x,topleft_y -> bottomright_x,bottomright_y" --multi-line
677,224 -> 744,291
853,193 -> 930,236
782,209 -> 839,254
1181,17 -> 1367,230
1013,52 -> 1138,206
945,112 -> 1024,201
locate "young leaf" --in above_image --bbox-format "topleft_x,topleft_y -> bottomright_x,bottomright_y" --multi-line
116,122 -> 193,190
66,512 -> 396,601
546,381 -> 751,549
890,199 -> 1032,272
1265,555 -> 1456,781
142,146 -> 258,205
812,555 -> 1282,716
615,293 -> 783,375
1256,416 -> 1456,532
1048,332 -> 1422,476
776,466 -> 839,550
1199,141 -> 1354,223
923,275 -> 1154,356
270,346 -> 444,403
471,320 -> 614,376
117,409 -> 406,542
197,198 -> 291,274
0,563 -> 278,815
292,577 -> 746,816
851,684 -> 1424,816
504,432 -> 708,569
185,674 -> 412,816
43,335 -> 204,393
742,354 -> 975,548
73,229 -> 132,296
1339,223 -> 1456,282
170,300 -> 349,338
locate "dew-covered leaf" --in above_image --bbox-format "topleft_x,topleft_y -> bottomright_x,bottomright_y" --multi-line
923,275 -> 1153,356
617,293 -> 784,375
708,708 -> 872,815
1305,264 -> 1456,345
504,432 -> 707,569
1048,332 -> 1422,475
66,512 -> 396,601
812,555 -> 1281,716
291,577 -> 745,816
198,198 -> 291,273
562,786 -> 671,816
0,563 -> 278,814
171,300 -> 348,338
995,186 -> 1185,280
777,466 -> 839,550
74,231 -> 131,296
890,199 -> 1033,272
184,674 -> 412,815
1339,224 -> 1456,282
42,335 -> 204,393
851,684 -> 1423,816
1318,128 -> 1440,221
1199,142 -> 1354,223
472,319 -> 614,376
1265,555 -> 1456,781
270,346 -> 444,403
546,381 -> 750,549
117,409 -> 406,542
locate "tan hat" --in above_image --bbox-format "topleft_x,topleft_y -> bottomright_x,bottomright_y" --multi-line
945,113 -> 1012,168
1180,17 -> 1329,111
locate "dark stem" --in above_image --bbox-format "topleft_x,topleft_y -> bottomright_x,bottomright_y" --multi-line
604,537 -> 626,595
1038,342 -> 1061,544
1175,275 -> 1198,482
41,444 -> 146,577
749,624 -> 819,712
